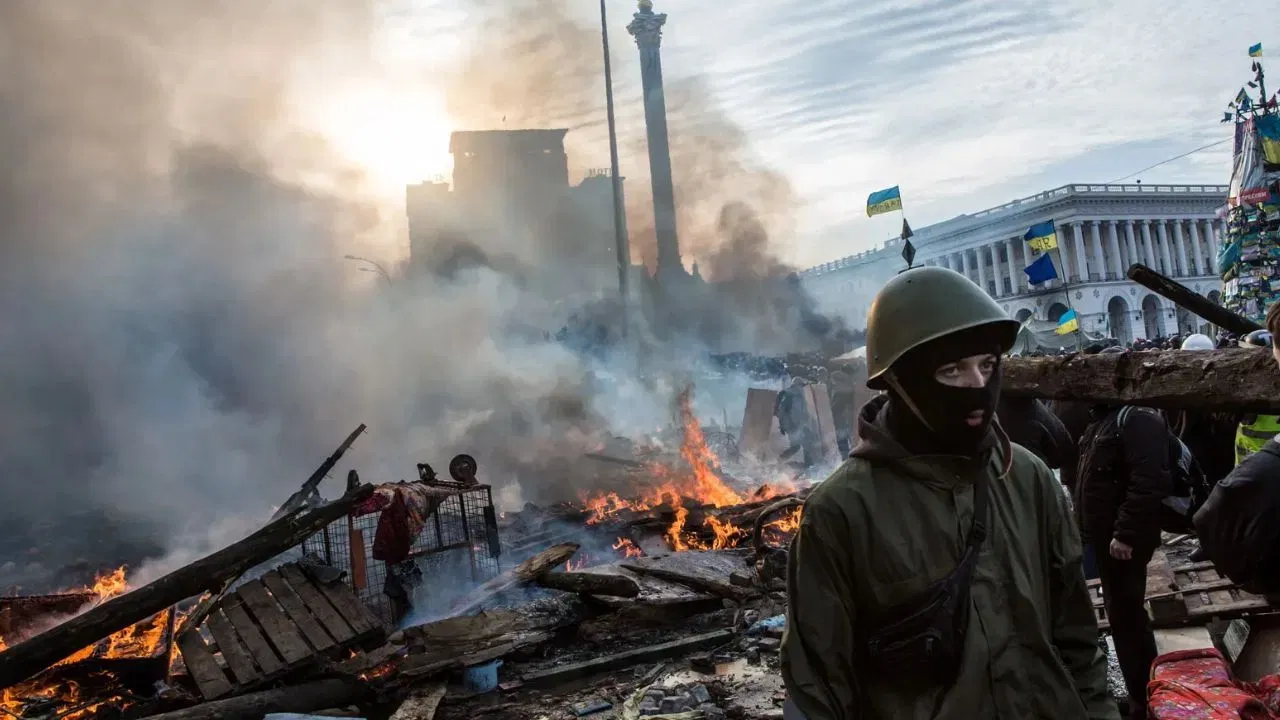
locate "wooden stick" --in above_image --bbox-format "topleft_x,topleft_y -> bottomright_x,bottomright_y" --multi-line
620,563 -> 750,601
450,544 -> 580,616
139,678 -> 364,720
0,485 -> 374,690
535,571 -> 640,598
390,682 -> 447,720
1002,349 -> 1280,413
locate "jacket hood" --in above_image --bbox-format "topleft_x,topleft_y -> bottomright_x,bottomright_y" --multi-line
852,394 -> 1014,480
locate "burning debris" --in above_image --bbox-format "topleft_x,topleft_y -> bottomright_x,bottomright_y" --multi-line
0,382 -> 819,720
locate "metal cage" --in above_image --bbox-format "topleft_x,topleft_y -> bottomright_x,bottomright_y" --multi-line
302,482 -> 501,626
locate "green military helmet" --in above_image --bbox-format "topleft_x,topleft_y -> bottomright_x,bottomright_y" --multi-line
865,266 -> 1021,389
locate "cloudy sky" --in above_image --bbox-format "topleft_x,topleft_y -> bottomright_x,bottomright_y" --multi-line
341,0 -> 1270,270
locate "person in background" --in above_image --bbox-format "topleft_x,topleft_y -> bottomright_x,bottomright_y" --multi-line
1173,334 -> 1240,562
1055,344 -> 1124,581
827,369 -> 857,456
1076,398 -> 1174,720
775,377 -> 818,467
1196,303 -> 1280,595
1234,329 -> 1279,465
782,267 -> 1115,720
999,394 -> 1073,470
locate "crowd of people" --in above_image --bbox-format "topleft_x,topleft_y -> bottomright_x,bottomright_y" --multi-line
779,265 -> 1280,720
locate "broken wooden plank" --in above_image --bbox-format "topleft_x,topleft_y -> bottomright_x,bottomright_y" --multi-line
739,388 -> 780,461
1145,549 -> 1188,623
620,563 -> 750,602
519,629 -> 735,686
452,543 -> 581,615
390,682 -> 447,720
280,564 -> 357,644
0,484 -> 374,691
350,527 -> 368,591
236,581 -> 312,666
221,595 -> 285,676
174,629 -> 234,700
141,677 -> 365,720
1001,349 -> 1280,413
205,609 -> 260,686
310,570 -> 382,639
535,571 -> 640,598
260,569 -> 336,653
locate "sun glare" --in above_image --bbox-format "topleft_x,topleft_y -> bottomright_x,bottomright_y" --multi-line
308,79 -> 455,194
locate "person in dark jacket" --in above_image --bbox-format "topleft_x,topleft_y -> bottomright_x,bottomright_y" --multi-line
1195,302 -> 1280,595
1076,404 -> 1174,720
1054,345 -> 1124,581
999,395 -> 1074,470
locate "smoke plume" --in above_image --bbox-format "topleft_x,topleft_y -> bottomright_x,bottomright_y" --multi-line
0,0 -> 842,592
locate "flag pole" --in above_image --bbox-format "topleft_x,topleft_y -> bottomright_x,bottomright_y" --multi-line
898,197 -> 916,273
1053,242 -> 1084,351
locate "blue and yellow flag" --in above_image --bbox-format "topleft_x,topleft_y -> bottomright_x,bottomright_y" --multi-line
1024,220 -> 1058,252
1250,42 -> 1263,58
1055,309 -> 1079,336
1024,254 -> 1058,285
866,186 -> 903,217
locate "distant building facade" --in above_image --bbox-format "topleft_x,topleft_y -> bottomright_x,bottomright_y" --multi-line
801,183 -> 1229,345
406,130 -> 629,303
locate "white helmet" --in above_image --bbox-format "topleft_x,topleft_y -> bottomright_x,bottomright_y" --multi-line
1181,333 -> 1214,351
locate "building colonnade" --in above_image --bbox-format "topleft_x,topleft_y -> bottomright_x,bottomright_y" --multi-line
921,218 -> 1223,299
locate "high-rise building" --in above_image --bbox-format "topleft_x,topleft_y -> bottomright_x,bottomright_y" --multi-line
406,130 -> 628,302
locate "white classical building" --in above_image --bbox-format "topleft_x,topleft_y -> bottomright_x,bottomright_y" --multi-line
801,183 -> 1230,345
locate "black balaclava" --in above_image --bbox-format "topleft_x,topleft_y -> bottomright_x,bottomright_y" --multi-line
884,325 -> 1005,457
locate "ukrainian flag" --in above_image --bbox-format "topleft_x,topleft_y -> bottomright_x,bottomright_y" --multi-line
1024,220 -> 1058,252
866,186 -> 903,217
1055,309 -> 1079,336
1250,42 -> 1263,58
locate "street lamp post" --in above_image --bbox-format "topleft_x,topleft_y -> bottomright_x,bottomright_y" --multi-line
343,255 -> 393,287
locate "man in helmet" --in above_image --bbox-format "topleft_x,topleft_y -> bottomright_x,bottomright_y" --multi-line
1234,329 -> 1280,465
782,267 -> 1115,720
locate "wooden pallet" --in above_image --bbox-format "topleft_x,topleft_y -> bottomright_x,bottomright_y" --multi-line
1087,555 -> 1271,632
177,562 -> 386,700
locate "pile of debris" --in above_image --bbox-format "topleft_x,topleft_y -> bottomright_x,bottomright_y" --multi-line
0,392 -> 810,720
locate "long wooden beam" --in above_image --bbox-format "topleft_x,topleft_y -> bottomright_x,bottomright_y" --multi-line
1002,348 -> 1280,413
0,484 -> 374,690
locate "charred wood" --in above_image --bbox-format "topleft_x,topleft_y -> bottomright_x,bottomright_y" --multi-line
450,544 -> 580,615
1002,349 -> 1280,413
620,563 -> 752,602
139,677 -> 364,720
535,571 -> 640,598
0,485 -> 375,690
1127,264 -> 1261,335
389,682 -> 446,720
517,629 -> 735,686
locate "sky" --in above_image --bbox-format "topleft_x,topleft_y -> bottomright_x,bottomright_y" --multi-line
310,0 -> 1274,270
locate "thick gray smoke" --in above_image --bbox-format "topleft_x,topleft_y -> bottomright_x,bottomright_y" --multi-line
0,0 -> 842,593
0,1 -> 609,592
440,0 -> 844,355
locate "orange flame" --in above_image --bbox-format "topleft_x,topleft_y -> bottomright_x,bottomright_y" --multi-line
0,566 -> 174,719
612,537 -> 643,558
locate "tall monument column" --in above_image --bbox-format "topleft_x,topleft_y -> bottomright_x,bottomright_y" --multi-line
627,0 -> 683,279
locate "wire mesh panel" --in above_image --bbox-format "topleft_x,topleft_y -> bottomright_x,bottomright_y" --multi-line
302,482 -> 501,626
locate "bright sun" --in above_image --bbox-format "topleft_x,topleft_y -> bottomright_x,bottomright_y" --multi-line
307,79 -> 455,194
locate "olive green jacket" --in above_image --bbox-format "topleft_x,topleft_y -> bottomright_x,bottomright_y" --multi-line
781,397 -> 1117,720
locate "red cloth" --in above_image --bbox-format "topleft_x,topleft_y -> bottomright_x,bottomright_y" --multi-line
371,484 -> 445,564
1148,648 -> 1277,719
